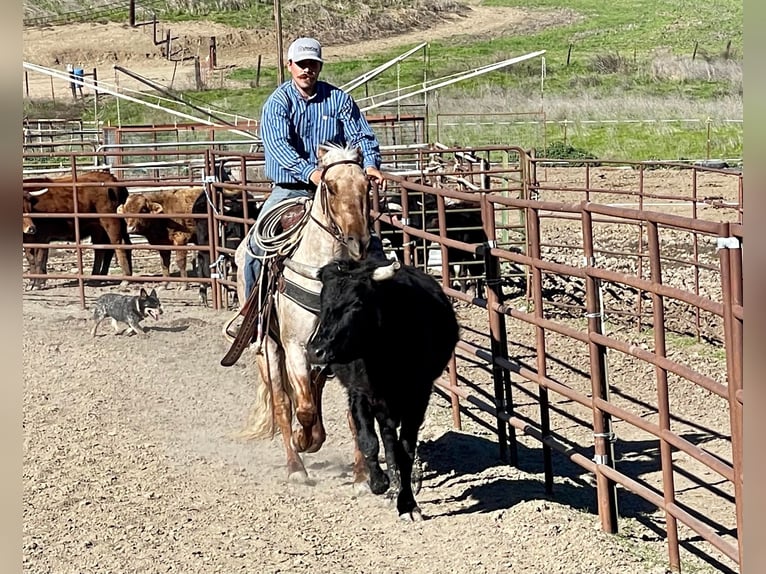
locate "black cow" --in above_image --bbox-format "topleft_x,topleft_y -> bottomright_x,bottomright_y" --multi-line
375,192 -> 487,293
307,258 -> 460,520
423,206 -> 487,293
192,188 -> 262,305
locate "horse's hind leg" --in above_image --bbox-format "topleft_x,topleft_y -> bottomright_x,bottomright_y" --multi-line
255,338 -> 308,483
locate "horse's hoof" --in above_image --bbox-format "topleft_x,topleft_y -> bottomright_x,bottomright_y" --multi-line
287,470 -> 310,484
353,481 -> 372,495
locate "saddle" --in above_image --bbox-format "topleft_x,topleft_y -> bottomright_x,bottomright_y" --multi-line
220,203 -> 314,367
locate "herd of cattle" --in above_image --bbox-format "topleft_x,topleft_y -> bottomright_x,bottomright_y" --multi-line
22,169 -> 262,302
21,169 -> 488,301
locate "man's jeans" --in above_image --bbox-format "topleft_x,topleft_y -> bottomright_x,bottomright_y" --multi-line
243,185 -> 310,299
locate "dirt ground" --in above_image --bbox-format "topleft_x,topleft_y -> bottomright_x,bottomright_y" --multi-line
21,284 -> 724,574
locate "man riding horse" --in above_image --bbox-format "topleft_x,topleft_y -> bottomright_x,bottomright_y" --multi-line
221,38 -> 389,483
243,37 -> 387,299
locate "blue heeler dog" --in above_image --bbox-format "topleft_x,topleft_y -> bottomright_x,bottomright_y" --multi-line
91,288 -> 163,337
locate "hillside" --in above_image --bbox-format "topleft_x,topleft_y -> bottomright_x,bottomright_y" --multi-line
23,1 -> 578,97
22,0 -> 742,161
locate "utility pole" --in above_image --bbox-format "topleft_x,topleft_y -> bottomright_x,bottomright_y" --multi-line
274,0 -> 284,84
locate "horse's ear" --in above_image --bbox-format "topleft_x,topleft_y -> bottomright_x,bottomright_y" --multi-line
317,145 -> 328,161
354,147 -> 362,162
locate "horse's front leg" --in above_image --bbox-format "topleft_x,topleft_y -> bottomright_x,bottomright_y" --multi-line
306,367 -> 327,453
346,409 -> 370,492
284,345 -> 326,454
255,338 -> 307,483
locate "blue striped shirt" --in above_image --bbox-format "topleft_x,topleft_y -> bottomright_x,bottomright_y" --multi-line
260,80 -> 381,185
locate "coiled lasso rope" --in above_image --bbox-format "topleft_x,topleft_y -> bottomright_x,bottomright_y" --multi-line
244,196 -> 313,261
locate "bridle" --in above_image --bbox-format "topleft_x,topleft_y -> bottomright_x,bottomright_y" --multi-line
310,158 -> 369,246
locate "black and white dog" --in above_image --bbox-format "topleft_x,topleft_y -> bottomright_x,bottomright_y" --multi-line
91,288 -> 163,337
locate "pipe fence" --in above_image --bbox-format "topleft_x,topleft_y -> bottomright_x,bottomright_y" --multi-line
22,143 -> 744,573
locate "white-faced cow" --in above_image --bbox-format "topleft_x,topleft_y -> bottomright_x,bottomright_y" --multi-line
117,188 -> 200,288
306,258 -> 460,521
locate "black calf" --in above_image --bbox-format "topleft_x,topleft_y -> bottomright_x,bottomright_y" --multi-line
307,258 -> 459,520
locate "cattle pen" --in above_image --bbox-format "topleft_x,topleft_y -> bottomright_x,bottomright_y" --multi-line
22,131 -> 744,573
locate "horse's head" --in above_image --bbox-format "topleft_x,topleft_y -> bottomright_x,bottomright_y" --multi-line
316,144 -> 371,260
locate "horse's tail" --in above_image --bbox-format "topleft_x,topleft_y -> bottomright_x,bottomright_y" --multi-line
236,372 -> 275,440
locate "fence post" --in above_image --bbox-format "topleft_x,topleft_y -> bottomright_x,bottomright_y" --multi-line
209,36 -> 217,69
646,219 -> 681,572
194,56 -> 202,90
580,202 -> 619,534
526,206 -> 554,494
92,67 -> 99,101
718,224 -> 744,566
480,194 -> 516,465
204,149 -> 221,310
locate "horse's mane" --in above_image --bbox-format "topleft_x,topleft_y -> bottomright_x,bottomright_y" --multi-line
318,143 -> 360,167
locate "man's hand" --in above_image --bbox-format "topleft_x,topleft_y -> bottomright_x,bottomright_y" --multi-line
309,169 -> 322,187
365,166 -> 387,192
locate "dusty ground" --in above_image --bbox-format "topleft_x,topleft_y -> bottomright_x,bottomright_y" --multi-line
22,283 -> 726,574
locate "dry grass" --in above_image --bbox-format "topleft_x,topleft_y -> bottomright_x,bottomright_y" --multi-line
281,0 -> 469,45
435,88 -> 742,122
650,54 -> 742,85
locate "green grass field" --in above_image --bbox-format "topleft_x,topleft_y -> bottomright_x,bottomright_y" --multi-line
23,0 -> 743,161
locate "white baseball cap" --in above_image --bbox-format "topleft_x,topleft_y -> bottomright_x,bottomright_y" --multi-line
287,37 -> 323,63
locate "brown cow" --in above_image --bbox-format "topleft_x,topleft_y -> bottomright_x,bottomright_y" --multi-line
117,187 -> 200,287
22,171 -> 133,289
22,187 -> 48,235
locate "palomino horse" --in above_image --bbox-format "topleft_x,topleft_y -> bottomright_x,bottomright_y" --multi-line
231,144 -> 372,483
